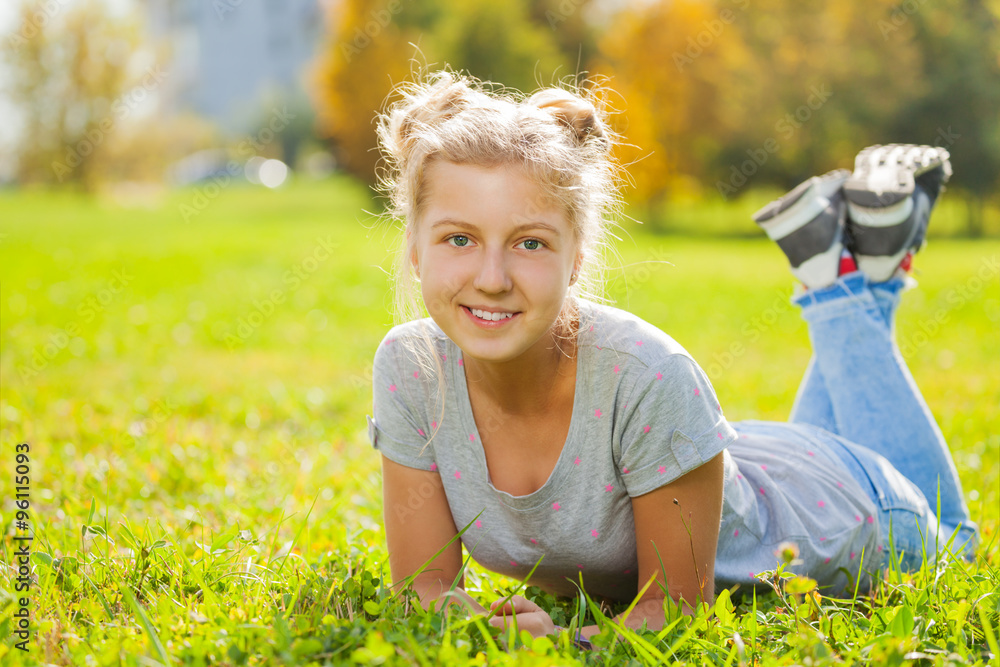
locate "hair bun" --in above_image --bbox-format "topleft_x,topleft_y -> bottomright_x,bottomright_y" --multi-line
527,88 -> 607,147
384,71 -> 471,163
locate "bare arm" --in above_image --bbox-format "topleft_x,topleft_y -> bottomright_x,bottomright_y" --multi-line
381,454 -> 487,616
577,453 -> 725,642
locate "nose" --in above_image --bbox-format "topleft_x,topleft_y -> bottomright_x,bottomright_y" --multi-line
473,247 -> 512,294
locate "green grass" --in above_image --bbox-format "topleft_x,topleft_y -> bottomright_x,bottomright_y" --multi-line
1,177 -> 997,665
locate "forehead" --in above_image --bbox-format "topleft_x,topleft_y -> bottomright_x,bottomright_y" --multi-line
420,160 -> 570,233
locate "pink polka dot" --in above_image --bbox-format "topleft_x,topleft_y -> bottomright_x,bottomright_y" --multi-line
807,451 -> 815,456
613,365 -> 620,373
418,428 -> 425,437
850,551 -> 856,559
759,487 -> 766,496
469,434 -> 475,441
820,536 -> 826,541
574,456 -> 581,465
510,560 -> 517,567
458,358 -> 464,366
734,529 -> 739,537
591,529 -> 599,538
454,471 -> 462,479
552,502 -> 561,511
837,481 -> 844,488
760,464 -> 767,471
643,425 -> 651,434
736,474 -> 743,480
867,516 -> 874,524
432,421 -> 438,429
635,340 -> 643,346
475,520 -> 482,528
413,371 -> 419,378
604,484 -> 613,492
749,571 -> 755,578
594,409 -> 603,417
430,463 -> 437,471
577,564 -> 584,569
530,538 -> 538,544
657,465 -> 666,474
384,339 -> 393,345
877,545 -> 883,552
589,325 -> 594,332
694,388 -> 700,396
622,466 -> 629,474
855,515 -> 862,522
717,432 -> 724,439
389,384 -> 397,392
817,500 -> 825,508
655,372 -> 663,381
441,354 -> 447,361
824,557 -> 831,564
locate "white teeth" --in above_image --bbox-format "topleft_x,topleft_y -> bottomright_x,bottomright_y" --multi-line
470,308 -> 514,321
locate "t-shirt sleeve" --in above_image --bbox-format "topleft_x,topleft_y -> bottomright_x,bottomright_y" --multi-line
367,336 -> 437,471
618,353 -> 738,497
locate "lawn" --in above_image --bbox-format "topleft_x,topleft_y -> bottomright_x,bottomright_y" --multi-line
1,177 -> 997,665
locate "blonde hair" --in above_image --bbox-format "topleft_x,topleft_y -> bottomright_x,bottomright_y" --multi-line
374,68 -> 624,451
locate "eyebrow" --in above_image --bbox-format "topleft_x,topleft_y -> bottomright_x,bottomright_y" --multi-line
429,218 -> 563,236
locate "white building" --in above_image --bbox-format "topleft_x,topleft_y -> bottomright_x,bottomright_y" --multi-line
143,0 -> 325,134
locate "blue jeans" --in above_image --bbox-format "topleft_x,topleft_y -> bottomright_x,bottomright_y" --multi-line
790,271 -> 978,569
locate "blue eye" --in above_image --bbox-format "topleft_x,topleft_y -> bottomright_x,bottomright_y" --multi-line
448,235 -> 470,247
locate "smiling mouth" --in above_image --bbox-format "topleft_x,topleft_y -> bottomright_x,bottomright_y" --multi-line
463,306 -> 518,322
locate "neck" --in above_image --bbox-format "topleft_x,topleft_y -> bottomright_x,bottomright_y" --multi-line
463,312 -> 579,416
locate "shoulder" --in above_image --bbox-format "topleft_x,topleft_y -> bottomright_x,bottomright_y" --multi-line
373,318 -> 449,370
579,298 -> 693,370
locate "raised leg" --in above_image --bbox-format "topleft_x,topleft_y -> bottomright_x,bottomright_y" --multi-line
793,271 -> 977,550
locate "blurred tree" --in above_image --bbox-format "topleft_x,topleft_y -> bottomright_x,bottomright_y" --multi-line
434,0 -> 567,94
311,0 -> 421,187
711,0 -> 925,194
881,0 -> 1000,236
594,0 -> 755,219
528,0 -> 602,72
2,0 -> 148,190
311,0 -> 573,187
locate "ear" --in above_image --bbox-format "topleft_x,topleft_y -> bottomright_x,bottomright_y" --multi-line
409,246 -> 420,280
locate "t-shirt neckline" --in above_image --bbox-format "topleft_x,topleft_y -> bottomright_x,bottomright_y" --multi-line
449,299 -> 594,510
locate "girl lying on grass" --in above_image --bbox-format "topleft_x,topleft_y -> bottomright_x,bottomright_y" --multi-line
365,69 -> 978,650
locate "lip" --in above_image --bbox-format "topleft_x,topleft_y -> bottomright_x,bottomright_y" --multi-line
462,305 -> 520,329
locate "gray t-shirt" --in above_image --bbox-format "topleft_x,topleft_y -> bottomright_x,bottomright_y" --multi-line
368,298 -> 881,601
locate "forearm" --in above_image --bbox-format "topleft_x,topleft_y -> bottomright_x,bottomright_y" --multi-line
411,579 -> 488,616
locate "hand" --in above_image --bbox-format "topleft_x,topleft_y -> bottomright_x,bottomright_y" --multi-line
486,594 -> 557,639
